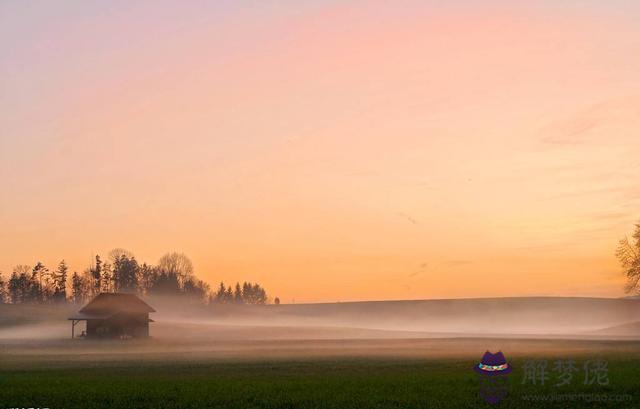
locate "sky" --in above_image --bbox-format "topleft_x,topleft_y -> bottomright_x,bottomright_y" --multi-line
1,1 -> 639,302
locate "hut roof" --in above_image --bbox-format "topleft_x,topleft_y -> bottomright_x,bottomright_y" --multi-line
78,293 -> 156,315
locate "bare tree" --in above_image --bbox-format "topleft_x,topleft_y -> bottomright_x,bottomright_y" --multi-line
108,248 -> 135,263
616,222 -> 640,294
157,252 -> 194,286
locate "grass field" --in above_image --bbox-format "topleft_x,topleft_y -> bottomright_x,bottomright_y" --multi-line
1,338 -> 638,409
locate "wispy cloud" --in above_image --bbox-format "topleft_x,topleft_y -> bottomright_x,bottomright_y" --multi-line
397,212 -> 420,225
537,96 -> 640,147
408,262 -> 428,278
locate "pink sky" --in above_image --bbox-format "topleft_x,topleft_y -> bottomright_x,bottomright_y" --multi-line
1,1 -> 639,302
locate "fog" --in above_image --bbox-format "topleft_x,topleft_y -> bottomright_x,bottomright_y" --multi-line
2,296 -> 639,342
0,297 -> 638,369
152,296 -> 640,338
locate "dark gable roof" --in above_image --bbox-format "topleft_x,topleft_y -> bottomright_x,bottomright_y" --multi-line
79,293 -> 155,314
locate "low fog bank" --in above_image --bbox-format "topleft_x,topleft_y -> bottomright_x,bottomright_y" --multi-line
0,297 -> 638,343
3,337 -> 639,371
152,296 -> 640,338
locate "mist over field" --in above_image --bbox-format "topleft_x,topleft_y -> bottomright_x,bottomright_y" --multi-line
1,296 -> 638,346
1,297 -> 639,409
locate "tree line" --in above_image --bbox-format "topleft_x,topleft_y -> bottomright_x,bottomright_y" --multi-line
0,250 -> 275,306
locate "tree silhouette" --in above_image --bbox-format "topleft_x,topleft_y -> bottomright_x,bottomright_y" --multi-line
148,272 -> 180,295
214,282 -> 226,303
0,251 -> 273,306
90,255 -> 102,295
0,272 -> 6,303
31,262 -> 51,302
616,222 -> 640,294
101,261 -> 113,293
234,282 -> 243,304
113,254 -> 139,293
53,260 -> 68,303
157,252 -> 194,287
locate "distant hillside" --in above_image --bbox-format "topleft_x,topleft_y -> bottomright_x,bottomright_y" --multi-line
2,297 -> 638,339
587,321 -> 640,336
195,297 -> 640,336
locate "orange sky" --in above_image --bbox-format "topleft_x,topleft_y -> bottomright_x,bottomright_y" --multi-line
1,1 -> 639,302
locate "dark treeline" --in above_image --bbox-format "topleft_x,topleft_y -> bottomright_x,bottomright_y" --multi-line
0,250 -> 274,306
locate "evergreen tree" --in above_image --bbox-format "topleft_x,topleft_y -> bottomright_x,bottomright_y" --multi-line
242,282 -> 252,303
90,255 -> 102,295
225,286 -> 233,303
101,262 -> 113,293
30,262 -> 50,302
253,283 -> 267,304
214,282 -> 226,303
71,271 -> 86,304
183,278 -> 210,303
234,282 -> 243,304
53,260 -> 68,302
113,254 -> 139,293
138,263 -> 155,294
8,271 -> 21,303
148,272 -> 180,295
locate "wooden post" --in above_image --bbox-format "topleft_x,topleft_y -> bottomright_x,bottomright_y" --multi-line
71,320 -> 79,339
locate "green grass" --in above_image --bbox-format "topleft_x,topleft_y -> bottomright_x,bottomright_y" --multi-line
1,356 -> 637,408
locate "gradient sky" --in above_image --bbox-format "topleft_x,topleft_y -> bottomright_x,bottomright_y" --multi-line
2,1 -> 640,302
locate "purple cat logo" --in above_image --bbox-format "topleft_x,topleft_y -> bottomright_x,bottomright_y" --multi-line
474,351 -> 512,404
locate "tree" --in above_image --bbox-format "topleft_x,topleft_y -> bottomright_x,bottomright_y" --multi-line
90,255 -> 102,295
242,282 -> 252,302
148,271 -> 180,295
157,252 -> 194,287
113,254 -> 139,293
274,297 -> 280,305
30,262 -> 51,303
101,262 -> 113,293
252,283 -> 267,305
616,222 -> 640,294
71,271 -> 87,304
213,282 -> 226,303
239,282 -> 267,304
0,272 -> 7,303
138,263 -> 155,294
8,271 -> 21,303
183,278 -> 210,303
8,265 -> 29,303
108,248 -> 135,263
234,282 -> 243,304
52,260 -> 68,302
8,265 -> 37,304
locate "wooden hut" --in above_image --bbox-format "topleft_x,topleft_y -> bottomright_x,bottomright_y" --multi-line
68,293 -> 155,339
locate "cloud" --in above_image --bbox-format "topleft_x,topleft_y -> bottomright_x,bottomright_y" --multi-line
408,262 -> 428,278
537,96 -> 640,147
445,260 -> 473,266
397,212 -> 420,225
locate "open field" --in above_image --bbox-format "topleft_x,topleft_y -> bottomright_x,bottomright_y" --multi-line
1,337 -> 639,408
1,298 -> 638,408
